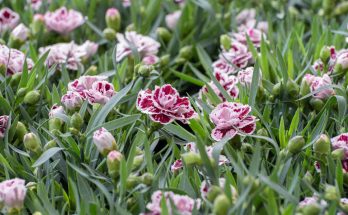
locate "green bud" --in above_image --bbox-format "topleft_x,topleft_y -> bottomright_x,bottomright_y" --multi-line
303,171 -> 314,184
126,175 -> 141,189
17,87 -> 27,97
132,154 -> 144,170
85,65 -> 98,76
206,185 -> 223,202
313,134 -> 331,157
256,128 -> 268,137
242,176 -> 260,192
126,24 -> 135,32
182,152 -> 202,166
15,122 -> 27,142
156,27 -> 172,43
10,73 -> 22,87
213,194 -> 230,215
334,2 -> 348,15
44,140 -> 57,151
220,34 -> 231,50
324,184 -> 339,201
23,90 -> 40,105
320,46 -> 331,64
286,79 -> 299,97
179,45 -> 193,60
301,204 -> 321,215
138,65 -> 155,76
310,98 -> 324,111
287,136 -> 305,154
70,113 -> 83,130
23,132 -> 42,155
300,78 -> 311,97
107,150 -> 124,178
32,212 -> 43,215
49,118 -> 63,132
279,149 -> 289,159
272,83 -> 281,96
69,128 -> 79,135
105,8 -> 121,32
332,148 -> 345,160
160,54 -> 170,67
103,28 -> 116,41
174,57 -> 186,65
0,39 -> 5,45
141,173 -> 154,186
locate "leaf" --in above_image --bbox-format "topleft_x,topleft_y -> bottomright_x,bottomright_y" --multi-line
32,147 -> 63,168
163,124 -> 196,142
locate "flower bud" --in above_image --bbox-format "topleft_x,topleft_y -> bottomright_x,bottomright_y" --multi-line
287,135 -> 305,154
105,8 -> 121,32
324,184 -> 339,201
44,140 -> 57,151
220,34 -> 231,50
141,173 -> 154,186
302,204 -> 321,215
132,154 -> 144,170
334,2 -> 348,15
49,118 -> 63,132
31,14 -> 44,35
93,127 -> 117,155
126,175 -> 141,189
179,45 -> 193,60
313,134 -> 331,157
9,73 -> 22,87
300,78 -> 311,97
160,54 -> 170,67
340,198 -> 348,212
279,149 -> 289,159
106,150 -> 124,178
33,212 -> 43,215
213,194 -> 230,215
0,178 -> 27,213
320,46 -> 331,64
23,90 -> 40,105
303,171 -> 314,184
242,176 -> 260,192
61,91 -> 83,111
17,87 -> 27,97
156,27 -> 172,43
310,98 -> 324,111
331,148 -> 345,160
9,24 -> 30,48
272,82 -> 281,96
181,152 -> 202,166
85,65 -> 98,76
70,113 -> 83,130
15,122 -> 27,142
286,79 -> 299,97
23,132 -> 42,155
206,185 -> 223,202
103,28 -> 116,41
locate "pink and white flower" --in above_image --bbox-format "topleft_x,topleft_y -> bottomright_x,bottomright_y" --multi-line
331,133 -> 348,160
0,178 -> 27,213
299,196 -> 327,208
84,81 -> 116,105
136,84 -> 197,124
0,45 -> 34,76
0,8 -> 20,33
61,91 -> 84,110
68,75 -> 107,95
312,46 -> 336,73
305,74 -> 335,100
199,72 -> 239,104
236,9 -> 256,30
122,0 -> 131,7
142,55 -> 159,65
44,7 -> 84,34
232,28 -> 264,48
27,0 -> 51,11
143,191 -> 200,215
93,127 -> 116,154
0,115 -> 9,139
10,23 -> 30,42
171,159 -> 183,173
336,49 -> 348,71
116,31 -> 160,62
49,104 -> 66,119
237,67 -> 260,87
209,102 -> 256,141
165,11 -> 181,30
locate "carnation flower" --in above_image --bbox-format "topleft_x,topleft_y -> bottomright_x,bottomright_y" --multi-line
143,191 -> 201,215
299,196 -> 327,208
305,74 -> 335,100
199,72 -> 239,104
10,23 -> 30,42
170,159 -> 183,173
0,45 -> 34,76
116,31 -> 160,62
122,0 -> 131,7
0,178 -> 27,213
209,102 -> 256,141
93,127 -> 117,155
236,9 -> 256,30
237,66 -> 261,87
27,0 -> 51,11
331,133 -> 348,160
165,11 -> 181,30
232,28 -> 265,48
61,91 -> 84,110
39,41 -> 98,70
68,75 -> 107,95
44,7 -> 84,34
336,49 -> 348,71
136,84 -> 196,124
142,55 -> 159,65
312,46 -> 336,73
0,115 -> 9,139
49,104 -> 66,119
84,81 -> 116,105
0,8 -> 20,33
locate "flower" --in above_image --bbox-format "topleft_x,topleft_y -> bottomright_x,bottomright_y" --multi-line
165,11 -> 181,30
213,42 -> 252,74
199,72 -> 239,104
232,28 -> 265,47
10,23 -> 30,42
136,84 -> 197,124
105,8 -> 121,31
306,74 -> 335,100
122,0 -> 131,7
93,127 -> 117,155
237,67 -> 259,87
27,0 -> 51,10
312,46 -> 336,73
171,159 -> 183,173
0,8 -> 20,33
0,178 -> 27,213
107,150 -> 124,178
0,45 -> 34,76
336,49 -> 348,71
39,41 -> 98,70
44,7 -> 84,34
116,31 -> 160,62
84,81 -> 116,105
142,55 -> 159,65
49,104 -> 66,119
299,196 -> 327,208
0,115 -> 9,139
331,133 -> 348,160
143,191 -> 201,215
68,75 -> 107,95
61,91 -> 84,110
236,9 -> 256,30
209,102 -> 256,141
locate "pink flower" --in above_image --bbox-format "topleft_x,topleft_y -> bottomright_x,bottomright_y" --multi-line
236,9 -> 256,30
106,8 -> 119,18
233,28 -> 265,47
122,0 -> 131,7
0,8 -> 20,33
27,0 -> 51,11
336,49 -> 348,70
213,42 -> 252,74
312,46 -> 336,73
0,178 -> 27,212
84,81 -> 116,105
331,133 -> 348,160
61,91 -> 83,110
116,31 -> 160,62
44,7 -> 84,34
142,55 -> 159,65
199,72 -> 239,104
165,11 -> 181,30
10,23 -> 30,42
0,45 -> 34,76
210,102 -> 256,141
171,159 -> 183,173
143,191 -> 201,215
39,41 -> 98,70
136,84 -> 197,124
237,67 -> 260,87
309,74 -> 335,99
68,75 -> 107,96
299,196 -> 327,208
33,13 -> 45,22
0,115 -> 9,139
49,104 -> 65,118
93,127 -> 116,154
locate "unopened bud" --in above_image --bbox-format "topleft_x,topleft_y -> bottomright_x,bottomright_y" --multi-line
141,173 -> 154,186
17,87 -> 27,97
106,150 -> 124,178
303,171 -> 314,184
334,2 -> 348,15
23,132 -> 42,155
320,46 -> 331,64
286,79 -> 299,97
182,152 -> 202,166
272,82 -> 281,96
179,46 -> 193,60
213,194 -> 230,215
156,27 -> 172,43
93,127 -> 117,155
324,184 -> 339,201
126,175 -> 141,189
105,8 -> 121,32
313,134 -> 331,157
132,154 -> 144,170
300,78 -> 311,97
44,140 -> 57,151
85,65 -> 98,76
332,148 -> 345,160
160,54 -> 170,67
206,185 -> 223,202
70,113 -> 83,130
310,98 -> 324,111
103,28 -> 116,41
220,34 -> 231,50
23,90 -> 40,105
137,65 -> 154,76
49,118 -> 63,132
288,136 -> 305,154
15,122 -> 27,142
